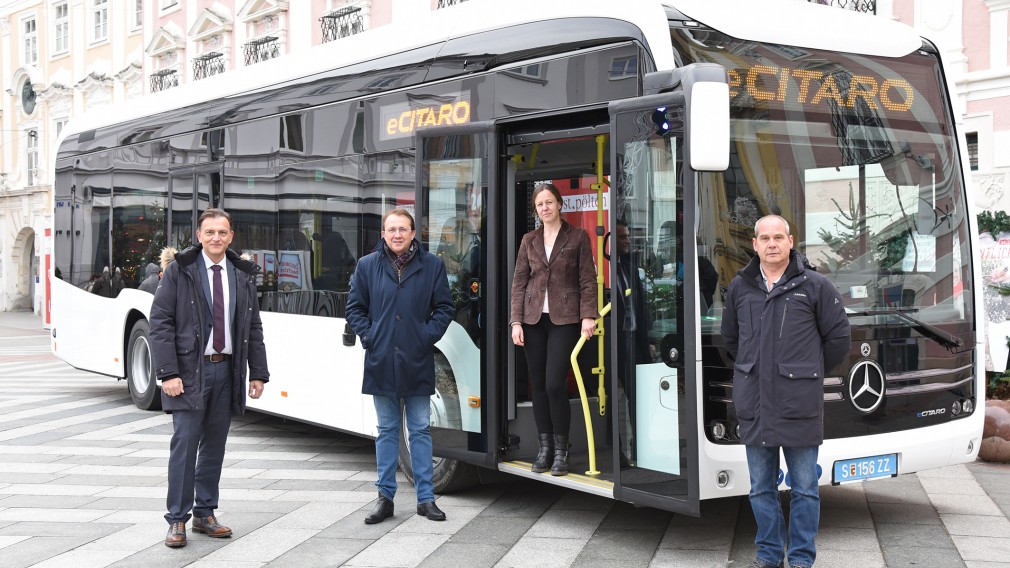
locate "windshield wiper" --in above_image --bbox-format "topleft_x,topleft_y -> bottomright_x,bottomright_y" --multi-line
846,307 -> 963,350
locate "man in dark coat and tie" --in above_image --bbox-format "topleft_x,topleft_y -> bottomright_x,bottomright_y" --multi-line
150,208 -> 269,548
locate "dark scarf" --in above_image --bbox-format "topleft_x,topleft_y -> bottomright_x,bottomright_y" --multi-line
385,241 -> 418,281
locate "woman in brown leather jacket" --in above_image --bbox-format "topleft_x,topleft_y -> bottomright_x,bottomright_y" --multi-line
510,183 -> 598,476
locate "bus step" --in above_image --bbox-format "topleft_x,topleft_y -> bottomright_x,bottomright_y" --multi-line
498,460 -> 615,498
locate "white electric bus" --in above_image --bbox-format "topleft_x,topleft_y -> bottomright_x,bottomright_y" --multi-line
50,0 -> 982,516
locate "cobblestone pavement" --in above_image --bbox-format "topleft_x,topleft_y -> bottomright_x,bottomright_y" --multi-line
1,310 -> 1009,567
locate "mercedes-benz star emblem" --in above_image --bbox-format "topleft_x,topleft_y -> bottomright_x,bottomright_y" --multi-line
848,359 -> 885,414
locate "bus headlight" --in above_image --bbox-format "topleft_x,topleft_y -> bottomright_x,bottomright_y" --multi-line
964,399 -> 974,414
735,424 -> 741,439
952,400 -> 962,415
711,422 -> 727,440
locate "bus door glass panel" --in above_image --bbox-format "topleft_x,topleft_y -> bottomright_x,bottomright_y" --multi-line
74,151 -> 112,291
611,96 -> 698,514
111,145 -> 169,291
168,167 -> 216,249
223,120 -> 279,306
418,125 -> 491,464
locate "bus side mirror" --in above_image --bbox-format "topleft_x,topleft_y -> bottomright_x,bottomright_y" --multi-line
682,63 -> 730,172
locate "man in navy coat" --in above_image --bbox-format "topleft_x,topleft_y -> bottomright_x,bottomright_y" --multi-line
346,208 -> 454,524
721,215 -> 850,568
150,208 -> 269,548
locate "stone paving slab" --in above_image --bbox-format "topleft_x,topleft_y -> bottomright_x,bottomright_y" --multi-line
2,312 -> 1010,567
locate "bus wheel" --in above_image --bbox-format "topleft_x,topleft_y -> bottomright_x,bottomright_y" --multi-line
397,352 -> 479,494
126,320 -> 161,411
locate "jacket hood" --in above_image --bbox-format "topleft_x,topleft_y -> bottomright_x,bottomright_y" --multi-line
160,247 -> 177,270
173,244 -> 260,274
144,263 -> 160,277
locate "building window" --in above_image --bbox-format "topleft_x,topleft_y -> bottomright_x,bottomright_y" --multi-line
967,132 -> 979,171
54,2 -> 70,53
244,36 -> 279,65
55,118 -> 69,140
279,115 -> 304,152
26,130 -> 39,186
23,17 -> 38,65
193,52 -> 225,80
93,0 -> 109,42
132,0 -> 143,30
150,69 -> 179,93
609,56 -> 637,80
320,6 -> 363,43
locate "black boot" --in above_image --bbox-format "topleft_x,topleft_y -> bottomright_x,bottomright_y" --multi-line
364,493 -> 394,524
551,434 -> 570,476
531,432 -> 554,473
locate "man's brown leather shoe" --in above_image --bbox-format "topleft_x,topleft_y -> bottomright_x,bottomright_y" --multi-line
193,515 -> 232,538
165,521 -> 186,548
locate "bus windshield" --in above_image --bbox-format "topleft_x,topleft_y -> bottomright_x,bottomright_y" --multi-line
673,27 -> 972,329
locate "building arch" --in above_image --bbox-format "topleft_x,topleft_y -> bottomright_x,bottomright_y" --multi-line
10,227 -> 37,312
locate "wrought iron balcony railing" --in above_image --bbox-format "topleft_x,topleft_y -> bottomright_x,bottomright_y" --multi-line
436,0 -> 468,8
808,0 -> 875,14
193,52 -> 225,80
150,69 -> 179,93
244,36 -> 279,66
321,6 -> 363,42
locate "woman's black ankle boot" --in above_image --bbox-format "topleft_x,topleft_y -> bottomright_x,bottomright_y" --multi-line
531,432 -> 554,473
551,434 -> 570,476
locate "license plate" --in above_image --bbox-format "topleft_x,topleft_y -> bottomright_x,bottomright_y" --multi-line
832,453 -> 897,484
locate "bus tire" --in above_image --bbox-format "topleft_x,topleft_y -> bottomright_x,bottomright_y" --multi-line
126,320 -> 161,411
397,352 -> 480,494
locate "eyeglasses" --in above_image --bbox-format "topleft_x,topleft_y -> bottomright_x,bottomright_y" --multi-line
384,227 -> 412,235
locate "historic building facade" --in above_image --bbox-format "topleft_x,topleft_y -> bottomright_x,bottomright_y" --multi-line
0,0 -> 144,314
0,0 -> 1003,315
889,0 -> 1010,214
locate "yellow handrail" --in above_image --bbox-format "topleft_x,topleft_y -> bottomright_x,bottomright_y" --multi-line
590,134 -> 609,416
570,302 -> 612,477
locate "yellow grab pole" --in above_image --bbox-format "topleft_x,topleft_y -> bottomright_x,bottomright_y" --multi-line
590,134 -> 609,416
570,302 -> 611,477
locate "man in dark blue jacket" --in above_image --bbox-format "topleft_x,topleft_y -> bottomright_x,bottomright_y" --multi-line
150,208 -> 269,548
721,215 -> 850,568
346,208 -> 454,524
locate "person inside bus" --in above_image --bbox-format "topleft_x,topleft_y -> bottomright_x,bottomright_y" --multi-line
91,266 -> 113,297
139,262 -> 161,294
150,208 -> 269,548
346,208 -> 455,524
721,215 -> 850,568
111,267 -> 125,297
613,220 -> 654,465
510,183 -> 598,477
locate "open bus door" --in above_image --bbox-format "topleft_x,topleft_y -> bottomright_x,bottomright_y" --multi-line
415,122 -> 498,488
608,65 -> 729,516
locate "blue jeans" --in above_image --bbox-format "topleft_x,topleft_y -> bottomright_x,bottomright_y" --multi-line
746,445 -> 820,568
373,395 -> 435,504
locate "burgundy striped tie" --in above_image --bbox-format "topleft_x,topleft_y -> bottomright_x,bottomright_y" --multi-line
211,265 -> 225,353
